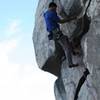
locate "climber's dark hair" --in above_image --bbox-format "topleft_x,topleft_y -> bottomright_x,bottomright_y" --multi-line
49,2 -> 57,8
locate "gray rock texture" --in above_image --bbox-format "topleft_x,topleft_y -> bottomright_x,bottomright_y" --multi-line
33,0 -> 100,100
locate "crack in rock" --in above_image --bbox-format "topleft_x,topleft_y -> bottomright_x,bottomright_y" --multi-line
74,68 -> 90,100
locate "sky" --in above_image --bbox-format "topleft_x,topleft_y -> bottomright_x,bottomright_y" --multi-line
0,0 -> 57,100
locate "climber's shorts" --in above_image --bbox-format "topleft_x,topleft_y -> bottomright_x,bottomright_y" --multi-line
49,28 -> 63,40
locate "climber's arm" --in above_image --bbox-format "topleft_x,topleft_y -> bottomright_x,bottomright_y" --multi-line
52,11 -> 77,24
58,16 -> 77,24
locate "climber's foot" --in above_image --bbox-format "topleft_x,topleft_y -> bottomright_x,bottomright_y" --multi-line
73,47 -> 82,56
69,63 -> 79,68
72,50 -> 80,55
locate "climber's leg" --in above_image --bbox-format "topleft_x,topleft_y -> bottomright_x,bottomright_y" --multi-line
57,35 -> 78,68
58,35 -> 72,65
71,37 -> 84,56
51,29 -> 78,67
54,40 -> 66,62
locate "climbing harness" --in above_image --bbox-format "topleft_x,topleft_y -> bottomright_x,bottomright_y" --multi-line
51,28 -> 63,40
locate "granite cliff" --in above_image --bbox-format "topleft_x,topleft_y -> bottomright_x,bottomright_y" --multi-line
33,0 -> 100,100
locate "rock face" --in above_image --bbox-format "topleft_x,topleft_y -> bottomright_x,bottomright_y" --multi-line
33,0 -> 100,100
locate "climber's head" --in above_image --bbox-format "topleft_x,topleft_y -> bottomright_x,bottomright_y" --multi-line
49,2 -> 57,11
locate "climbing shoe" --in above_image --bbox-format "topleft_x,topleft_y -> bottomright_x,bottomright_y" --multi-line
73,45 -> 82,56
69,63 -> 79,68
72,50 -> 80,55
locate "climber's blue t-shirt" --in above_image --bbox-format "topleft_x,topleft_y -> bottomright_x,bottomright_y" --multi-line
44,10 -> 60,32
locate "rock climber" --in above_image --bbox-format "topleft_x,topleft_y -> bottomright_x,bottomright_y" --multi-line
44,2 -> 79,68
